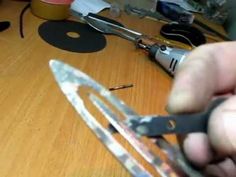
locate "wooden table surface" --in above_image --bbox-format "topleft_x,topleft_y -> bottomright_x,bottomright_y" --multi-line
0,1 -> 225,177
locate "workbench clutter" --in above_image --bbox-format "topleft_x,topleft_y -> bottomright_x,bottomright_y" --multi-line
70,0 -> 111,17
31,0 -> 73,20
19,0 -> 76,38
123,2 -> 229,42
156,0 -> 230,41
33,0 -> 227,74
74,11 -> 189,75
33,0 -> 110,53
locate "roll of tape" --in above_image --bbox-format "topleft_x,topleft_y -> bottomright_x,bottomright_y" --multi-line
31,0 -> 73,20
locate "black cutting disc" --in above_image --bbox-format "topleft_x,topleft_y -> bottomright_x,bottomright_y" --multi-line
38,20 -> 106,53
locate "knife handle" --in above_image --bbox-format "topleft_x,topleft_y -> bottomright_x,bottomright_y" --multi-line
133,97 -> 226,136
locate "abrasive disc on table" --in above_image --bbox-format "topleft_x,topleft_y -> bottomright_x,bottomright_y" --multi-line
38,20 -> 107,53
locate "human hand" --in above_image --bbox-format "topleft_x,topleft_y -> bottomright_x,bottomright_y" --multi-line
167,42 -> 236,177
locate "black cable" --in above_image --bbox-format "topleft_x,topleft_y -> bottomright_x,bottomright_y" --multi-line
19,3 -> 30,38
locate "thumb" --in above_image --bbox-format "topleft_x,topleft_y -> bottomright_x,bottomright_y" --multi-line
208,96 -> 236,155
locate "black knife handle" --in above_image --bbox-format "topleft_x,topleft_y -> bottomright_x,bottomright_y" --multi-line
132,97 -> 226,136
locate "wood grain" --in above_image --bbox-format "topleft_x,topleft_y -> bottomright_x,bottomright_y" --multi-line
0,1 -> 226,177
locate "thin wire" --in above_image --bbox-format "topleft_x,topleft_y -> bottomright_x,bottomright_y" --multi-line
19,3 -> 30,38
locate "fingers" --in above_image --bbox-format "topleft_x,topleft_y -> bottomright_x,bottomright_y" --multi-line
208,96 -> 236,155
204,158 -> 236,177
176,91 -> 236,168
167,42 -> 236,114
183,133 -> 213,166
167,44 -> 218,113
166,41 -> 236,168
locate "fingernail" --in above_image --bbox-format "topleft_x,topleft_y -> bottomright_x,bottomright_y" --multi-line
223,111 -> 236,151
204,165 -> 224,177
165,104 -> 171,113
167,90 -> 193,113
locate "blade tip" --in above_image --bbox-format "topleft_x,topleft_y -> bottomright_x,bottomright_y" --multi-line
49,59 -> 57,67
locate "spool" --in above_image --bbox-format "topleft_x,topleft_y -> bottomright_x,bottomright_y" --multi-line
31,0 -> 73,20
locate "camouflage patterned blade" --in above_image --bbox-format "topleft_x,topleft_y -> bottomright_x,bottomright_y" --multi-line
153,137 -> 204,177
90,92 -> 203,177
49,60 -> 152,177
92,90 -> 204,177
89,93 -> 178,177
49,59 -> 199,177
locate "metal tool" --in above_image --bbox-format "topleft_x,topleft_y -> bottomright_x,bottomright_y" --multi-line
124,4 -> 170,23
156,1 -> 230,41
50,60 -> 225,177
137,43 -> 189,75
124,4 -> 229,42
71,9 -> 190,76
83,14 -> 141,42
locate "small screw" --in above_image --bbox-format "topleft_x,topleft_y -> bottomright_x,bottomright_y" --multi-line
136,125 -> 149,135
